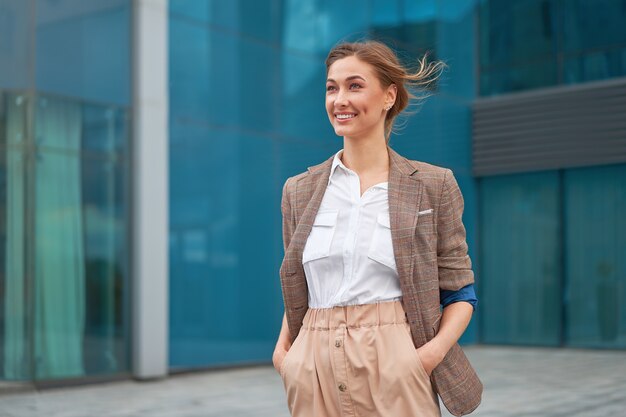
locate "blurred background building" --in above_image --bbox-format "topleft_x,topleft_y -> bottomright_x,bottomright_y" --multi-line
0,0 -> 625,388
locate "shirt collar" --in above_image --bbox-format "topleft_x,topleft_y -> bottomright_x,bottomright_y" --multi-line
328,149 -> 388,190
328,149 -> 344,185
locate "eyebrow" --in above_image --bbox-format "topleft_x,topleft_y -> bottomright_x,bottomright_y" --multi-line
326,75 -> 367,83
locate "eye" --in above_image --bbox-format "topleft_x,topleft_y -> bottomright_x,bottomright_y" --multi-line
326,85 -> 336,92
350,83 -> 362,89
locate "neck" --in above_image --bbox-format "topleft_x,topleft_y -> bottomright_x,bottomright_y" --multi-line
340,127 -> 389,176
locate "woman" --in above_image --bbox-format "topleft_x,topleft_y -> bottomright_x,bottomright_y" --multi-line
273,41 -> 483,417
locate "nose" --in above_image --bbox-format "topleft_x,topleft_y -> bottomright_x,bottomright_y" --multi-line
334,88 -> 349,108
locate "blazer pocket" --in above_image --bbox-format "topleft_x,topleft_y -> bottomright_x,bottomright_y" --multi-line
416,207 -> 436,236
302,210 -> 338,263
431,312 -> 442,338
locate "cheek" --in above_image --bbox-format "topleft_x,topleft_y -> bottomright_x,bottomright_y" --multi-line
325,97 -> 333,114
355,95 -> 376,115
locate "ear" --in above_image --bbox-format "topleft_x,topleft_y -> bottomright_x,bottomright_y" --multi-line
385,84 -> 397,107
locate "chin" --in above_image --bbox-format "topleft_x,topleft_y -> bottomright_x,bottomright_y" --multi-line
333,125 -> 354,136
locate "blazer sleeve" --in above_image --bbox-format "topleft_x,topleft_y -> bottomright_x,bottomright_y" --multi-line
436,169 -> 475,291
281,177 -> 296,253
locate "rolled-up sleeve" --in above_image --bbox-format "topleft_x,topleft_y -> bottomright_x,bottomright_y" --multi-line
440,283 -> 478,311
437,169 -> 475,291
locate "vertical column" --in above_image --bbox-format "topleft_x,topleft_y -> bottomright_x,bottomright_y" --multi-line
131,0 -> 169,379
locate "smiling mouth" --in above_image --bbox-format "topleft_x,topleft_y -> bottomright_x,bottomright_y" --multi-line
335,113 -> 357,120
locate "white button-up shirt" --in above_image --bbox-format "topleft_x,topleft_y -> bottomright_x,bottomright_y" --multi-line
302,149 -> 403,308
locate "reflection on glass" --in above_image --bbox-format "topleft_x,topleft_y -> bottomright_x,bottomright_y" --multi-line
480,0 -> 626,95
2,93 -> 31,380
1,93 -> 129,381
0,1 -> 33,90
82,154 -> 128,375
480,172 -> 562,345
35,0 -> 131,105
565,164 -> 626,348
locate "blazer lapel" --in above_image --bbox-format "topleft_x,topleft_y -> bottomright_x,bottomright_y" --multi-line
387,146 -> 427,342
387,146 -> 423,290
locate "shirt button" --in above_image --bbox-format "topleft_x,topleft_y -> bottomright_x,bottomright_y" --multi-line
335,339 -> 342,348
338,383 -> 347,392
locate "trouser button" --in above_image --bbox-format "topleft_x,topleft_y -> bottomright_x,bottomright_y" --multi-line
335,339 -> 342,348
338,383 -> 347,392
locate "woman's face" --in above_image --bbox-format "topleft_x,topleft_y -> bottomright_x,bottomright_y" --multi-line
325,56 -> 395,140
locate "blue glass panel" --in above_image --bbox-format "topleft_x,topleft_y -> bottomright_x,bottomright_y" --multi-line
0,1 -> 33,89
562,0 -> 626,52
480,0 -> 626,94
237,38 -> 278,133
169,0 -> 213,22
400,0 -> 437,55
438,0 -> 477,98
279,137 -> 341,181
480,171 -> 561,346
280,51 -> 331,143
169,129 -> 241,367
371,0 -> 401,42
478,0 -> 490,69
170,0 -> 280,42
169,22 -> 277,134
563,48 -> 626,84
35,0 -> 131,105
404,0 -> 437,21
168,125 -> 220,226
480,59 -> 558,96
565,164 -> 626,348
372,0 -> 401,26
169,130 -> 286,367
317,0 -> 369,52
169,18 -> 213,125
282,0 -> 320,54
479,0 -> 559,95
479,0 -> 557,67
237,0 -> 281,43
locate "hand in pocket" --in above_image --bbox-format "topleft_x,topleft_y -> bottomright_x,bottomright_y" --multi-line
273,346 -> 289,374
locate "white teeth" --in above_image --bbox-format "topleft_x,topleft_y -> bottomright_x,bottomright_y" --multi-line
336,114 -> 355,119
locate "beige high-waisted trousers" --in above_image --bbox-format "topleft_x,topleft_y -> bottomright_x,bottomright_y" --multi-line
279,300 -> 441,417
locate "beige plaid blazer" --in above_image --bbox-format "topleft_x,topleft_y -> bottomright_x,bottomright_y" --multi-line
279,145 -> 482,416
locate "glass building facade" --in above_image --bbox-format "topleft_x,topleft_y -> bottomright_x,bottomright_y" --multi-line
168,0 -> 478,370
0,0 -> 624,386
1,0 -> 132,382
476,0 -> 626,349
479,0 -> 626,95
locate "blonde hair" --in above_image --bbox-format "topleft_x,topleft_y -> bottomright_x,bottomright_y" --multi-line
325,40 -> 447,142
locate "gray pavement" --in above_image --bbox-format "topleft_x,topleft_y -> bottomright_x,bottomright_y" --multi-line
1,346 -> 625,417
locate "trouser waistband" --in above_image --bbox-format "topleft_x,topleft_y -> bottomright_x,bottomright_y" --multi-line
301,300 -> 408,330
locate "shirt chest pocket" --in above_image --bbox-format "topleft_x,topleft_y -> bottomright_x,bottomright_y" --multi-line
302,210 -> 338,264
368,212 -> 397,270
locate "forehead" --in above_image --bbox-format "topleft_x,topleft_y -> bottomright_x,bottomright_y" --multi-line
327,56 -> 377,81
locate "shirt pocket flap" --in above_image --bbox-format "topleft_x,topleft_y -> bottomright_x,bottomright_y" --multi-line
314,210 -> 338,227
376,212 -> 391,228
